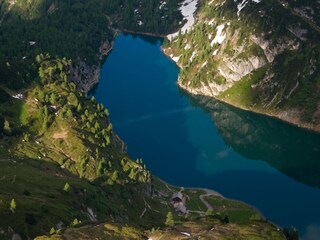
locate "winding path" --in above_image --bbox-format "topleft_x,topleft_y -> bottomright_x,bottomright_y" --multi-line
199,193 -> 213,211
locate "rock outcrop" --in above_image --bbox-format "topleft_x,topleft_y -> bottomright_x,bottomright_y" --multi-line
165,0 -> 320,132
70,40 -> 113,94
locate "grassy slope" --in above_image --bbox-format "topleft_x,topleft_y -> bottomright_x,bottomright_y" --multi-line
218,65 -> 270,109
33,187 -> 285,240
35,209 -> 284,240
35,219 -> 284,240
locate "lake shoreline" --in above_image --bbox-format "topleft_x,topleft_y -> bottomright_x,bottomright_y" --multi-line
89,28 -> 320,134
176,79 -> 320,134
92,33 -> 320,235
159,43 -> 320,133
122,29 -> 167,38
156,177 -> 283,230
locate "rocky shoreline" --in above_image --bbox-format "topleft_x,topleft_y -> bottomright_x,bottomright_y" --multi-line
176,77 -> 320,133
70,39 -> 114,94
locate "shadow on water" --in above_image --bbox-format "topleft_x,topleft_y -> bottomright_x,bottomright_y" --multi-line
182,90 -> 320,188
123,32 -> 163,46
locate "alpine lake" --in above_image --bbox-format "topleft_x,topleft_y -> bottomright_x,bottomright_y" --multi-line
91,33 -> 320,238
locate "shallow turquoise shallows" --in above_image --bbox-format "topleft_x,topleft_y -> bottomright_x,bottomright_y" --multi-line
92,33 -> 320,237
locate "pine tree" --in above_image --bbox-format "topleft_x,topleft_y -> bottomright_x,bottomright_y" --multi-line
3,120 -> 11,134
72,218 -> 79,226
129,168 -> 136,180
50,92 -> 57,105
66,109 -> 73,118
50,227 -> 56,235
105,135 -> 110,145
96,161 -> 104,176
10,199 -> 16,212
63,182 -> 70,192
111,171 -> 118,181
77,103 -> 82,113
165,212 -> 174,226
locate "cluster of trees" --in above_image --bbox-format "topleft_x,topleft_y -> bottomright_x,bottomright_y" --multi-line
120,158 -> 150,183
33,55 -> 114,177
36,53 -> 71,85
0,0 -> 114,65
115,0 -> 183,34
32,55 -> 152,185
0,0 -> 183,74
0,58 -> 35,89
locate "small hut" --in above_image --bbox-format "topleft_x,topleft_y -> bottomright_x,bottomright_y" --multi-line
172,192 -> 183,203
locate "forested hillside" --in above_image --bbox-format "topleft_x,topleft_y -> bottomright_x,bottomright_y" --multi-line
0,0 -> 182,62
0,0 -> 292,239
0,0 -> 183,92
165,0 -> 320,131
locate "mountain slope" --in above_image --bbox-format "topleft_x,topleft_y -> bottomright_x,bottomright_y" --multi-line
164,0 -> 320,131
0,0 -> 292,239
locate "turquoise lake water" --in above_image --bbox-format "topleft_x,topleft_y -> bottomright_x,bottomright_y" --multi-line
92,33 -> 320,238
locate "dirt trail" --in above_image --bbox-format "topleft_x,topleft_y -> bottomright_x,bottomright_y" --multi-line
53,128 -> 68,139
199,193 -> 213,211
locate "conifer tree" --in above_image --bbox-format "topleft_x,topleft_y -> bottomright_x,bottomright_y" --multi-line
165,212 -> 174,226
10,199 -> 16,212
3,120 -> 11,134
63,182 -> 70,192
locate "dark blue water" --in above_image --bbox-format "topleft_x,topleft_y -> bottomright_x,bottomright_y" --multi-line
92,33 -> 320,238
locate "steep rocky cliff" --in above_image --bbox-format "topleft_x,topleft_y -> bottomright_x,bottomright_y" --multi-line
70,40 -> 113,93
165,0 -> 320,131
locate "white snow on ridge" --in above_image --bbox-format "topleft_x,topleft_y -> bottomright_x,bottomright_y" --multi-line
210,24 -> 226,46
167,0 -> 198,40
237,0 -> 249,17
159,1 -> 167,10
12,94 -> 24,99
236,0 -> 262,17
170,54 -> 181,62
201,61 -> 208,68
172,56 -> 181,62
189,51 -> 197,62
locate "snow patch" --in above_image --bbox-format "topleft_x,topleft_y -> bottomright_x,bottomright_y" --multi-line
167,0 -> 198,40
208,19 -> 215,26
172,56 -> 180,62
237,0 -> 262,17
210,24 -> 226,46
201,61 -> 208,68
12,94 -> 24,99
159,1 -> 167,10
170,54 -> 181,62
190,51 -> 197,62
237,0 -> 249,17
